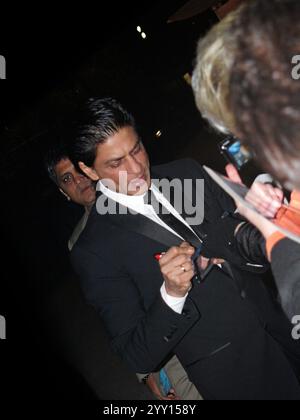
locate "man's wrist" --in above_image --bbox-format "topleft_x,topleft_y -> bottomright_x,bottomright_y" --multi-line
160,282 -> 188,314
164,285 -> 189,298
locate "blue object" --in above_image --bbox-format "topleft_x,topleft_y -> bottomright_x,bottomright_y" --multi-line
228,141 -> 241,154
192,245 -> 203,262
192,244 -> 215,282
159,369 -> 172,396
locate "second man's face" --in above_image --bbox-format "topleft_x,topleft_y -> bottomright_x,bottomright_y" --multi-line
84,126 -> 151,196
56,158 -> 96,207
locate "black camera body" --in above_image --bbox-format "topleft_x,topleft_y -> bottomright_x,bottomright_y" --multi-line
219,136 -> 251,170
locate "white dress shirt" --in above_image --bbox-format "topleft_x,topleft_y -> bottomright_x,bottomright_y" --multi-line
98,181 -> 199,313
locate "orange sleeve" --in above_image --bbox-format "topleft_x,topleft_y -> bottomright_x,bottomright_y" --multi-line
291,190 -> 300,208
266,190 -> 300,260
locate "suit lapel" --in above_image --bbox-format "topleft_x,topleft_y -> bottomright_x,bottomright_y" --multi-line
152,172 -> 207,241
96,168 -> 206,248
98,192 -> 182,248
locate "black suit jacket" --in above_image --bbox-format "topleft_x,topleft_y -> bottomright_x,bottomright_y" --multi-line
271,238 -> 300,320
71,159 -> 300,400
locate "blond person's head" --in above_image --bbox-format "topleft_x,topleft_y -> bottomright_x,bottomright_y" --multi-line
229,0 -> 300,191
192,7 -> 244,134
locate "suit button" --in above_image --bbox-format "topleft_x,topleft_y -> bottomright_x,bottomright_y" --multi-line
241,290 -> 247,299
163,335 -> 171,343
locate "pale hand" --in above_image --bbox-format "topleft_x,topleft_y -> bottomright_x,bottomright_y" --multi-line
225,164 -> 281,240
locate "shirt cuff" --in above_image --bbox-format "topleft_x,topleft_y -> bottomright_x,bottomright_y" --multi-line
160,282 -> 188,314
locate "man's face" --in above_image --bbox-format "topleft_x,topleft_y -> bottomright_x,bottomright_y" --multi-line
55,158 -> 96,207
81,126 -> 151,196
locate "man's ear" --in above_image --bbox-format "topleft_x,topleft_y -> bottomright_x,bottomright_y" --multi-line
78,162 -> 99,181
59,188 -> 71,201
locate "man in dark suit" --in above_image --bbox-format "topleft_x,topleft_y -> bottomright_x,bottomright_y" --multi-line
70,98 -> 300,400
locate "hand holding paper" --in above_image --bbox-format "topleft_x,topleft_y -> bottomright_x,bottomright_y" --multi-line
203,164 -> 300,244
225,164 -> 284,219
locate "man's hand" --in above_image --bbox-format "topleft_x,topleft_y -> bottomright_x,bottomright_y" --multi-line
159,242 -> 195,298
197,256 -> 225,271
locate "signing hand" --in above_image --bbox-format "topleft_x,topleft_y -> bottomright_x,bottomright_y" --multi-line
159,242 -> 195,298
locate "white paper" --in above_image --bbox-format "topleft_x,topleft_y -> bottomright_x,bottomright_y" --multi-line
203,165 -> 300,244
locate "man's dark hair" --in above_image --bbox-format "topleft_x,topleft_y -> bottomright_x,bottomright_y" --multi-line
229,0 -> 300,190
45,142 -> 69,185
70,97 -> 136,168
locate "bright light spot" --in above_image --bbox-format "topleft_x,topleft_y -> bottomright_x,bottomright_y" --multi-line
141,32 -> 147,39
155,130 -> 162,138
137,26 -> 142,33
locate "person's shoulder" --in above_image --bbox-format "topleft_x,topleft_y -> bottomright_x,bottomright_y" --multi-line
152,158 -> 205,178
71,205 -> 111,252
68,210 -> 91,251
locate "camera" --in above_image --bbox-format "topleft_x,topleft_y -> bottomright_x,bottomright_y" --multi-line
219,136 -> 251,170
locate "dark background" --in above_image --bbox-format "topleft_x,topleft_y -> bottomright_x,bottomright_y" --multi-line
0,1 -> 260,400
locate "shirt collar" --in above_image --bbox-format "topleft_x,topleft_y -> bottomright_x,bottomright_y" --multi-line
97,179 -> 153,208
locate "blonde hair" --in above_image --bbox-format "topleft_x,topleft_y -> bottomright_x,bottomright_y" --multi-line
229,0 -> 300,191
192,7 -> 244,134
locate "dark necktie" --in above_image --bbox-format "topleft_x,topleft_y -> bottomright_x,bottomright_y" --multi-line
144,189 -> 203,248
